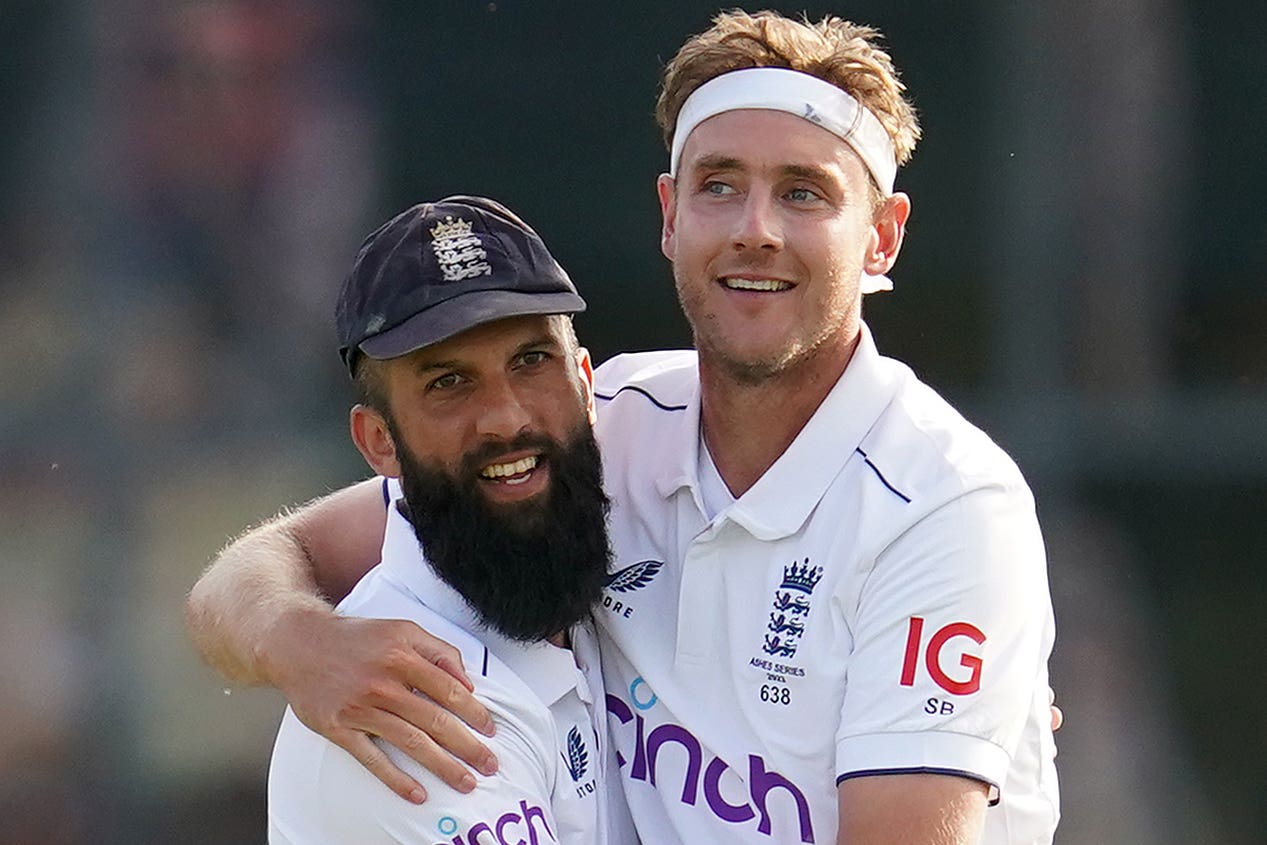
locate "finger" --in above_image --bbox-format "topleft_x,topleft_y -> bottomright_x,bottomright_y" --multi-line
436,654 -> 475,692
1050,705 -> 1064,732
367,712 -> 482,794
403,654 -> 497,739
410,630 -> 475,693
389,680 -> 499,777
335,729 -> 429,804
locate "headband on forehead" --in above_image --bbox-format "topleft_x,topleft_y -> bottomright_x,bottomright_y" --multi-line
668,67 -> 898,196
668,67 -> 898,293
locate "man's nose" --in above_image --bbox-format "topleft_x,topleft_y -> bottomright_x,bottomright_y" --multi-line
731,192 -> 784,252
473,378 -> 534,440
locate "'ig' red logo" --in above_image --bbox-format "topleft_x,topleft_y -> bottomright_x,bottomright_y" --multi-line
899,617 -> 985,695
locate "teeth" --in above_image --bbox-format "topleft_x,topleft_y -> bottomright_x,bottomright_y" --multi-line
722,277 -> 792,291
480,455 -> 538,479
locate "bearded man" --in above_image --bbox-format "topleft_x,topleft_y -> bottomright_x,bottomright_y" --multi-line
265,195 -> 635,845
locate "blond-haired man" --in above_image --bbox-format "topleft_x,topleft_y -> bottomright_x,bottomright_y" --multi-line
189,11 -> 1058,845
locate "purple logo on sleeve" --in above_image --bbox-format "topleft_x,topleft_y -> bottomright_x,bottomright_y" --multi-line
429,800 -> 556,845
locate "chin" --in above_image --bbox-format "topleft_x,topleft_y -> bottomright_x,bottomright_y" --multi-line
709,348 -> 796,384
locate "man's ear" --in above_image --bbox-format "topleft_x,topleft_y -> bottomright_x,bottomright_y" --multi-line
656,173 -> 678,261
575,346 -> 597,424
350,404 -> 401,477
864,191 -> 912,276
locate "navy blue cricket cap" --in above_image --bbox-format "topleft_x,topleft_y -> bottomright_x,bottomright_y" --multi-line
335,195 -> 586,375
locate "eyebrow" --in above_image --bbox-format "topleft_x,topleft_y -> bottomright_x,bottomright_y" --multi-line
781,163 -> 837,183
688,154 -> 837,185
689,153 -> 746,174
411,355 -> 459,375
515,334 -> 563,355
410,333 -> 562,374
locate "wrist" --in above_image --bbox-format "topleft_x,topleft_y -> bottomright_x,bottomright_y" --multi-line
254,599 -> 337,690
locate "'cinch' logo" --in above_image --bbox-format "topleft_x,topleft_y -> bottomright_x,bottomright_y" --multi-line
606,692 -> 816,843
428,799 -> 555,845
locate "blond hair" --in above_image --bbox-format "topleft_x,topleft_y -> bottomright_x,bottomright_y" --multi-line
656,10 -> 920,167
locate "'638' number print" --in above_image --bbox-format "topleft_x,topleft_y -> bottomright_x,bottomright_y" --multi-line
759,684 -> 791,705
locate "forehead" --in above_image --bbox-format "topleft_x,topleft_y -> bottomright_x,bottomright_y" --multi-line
678,109 -> 866,179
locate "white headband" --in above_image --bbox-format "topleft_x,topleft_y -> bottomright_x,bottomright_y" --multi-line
669,67 -> 897,193
669,67 -> 899,293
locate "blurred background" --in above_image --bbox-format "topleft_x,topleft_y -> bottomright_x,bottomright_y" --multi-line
1,0 -> 1263,842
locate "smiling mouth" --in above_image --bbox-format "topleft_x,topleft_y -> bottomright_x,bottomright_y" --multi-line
719,276 -> 794,292
479,455 -> 540,485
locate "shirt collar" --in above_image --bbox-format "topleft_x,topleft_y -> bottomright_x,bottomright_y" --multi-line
653,372 -> 707,503
657,323 -> 901,539
379,480 -> 583,708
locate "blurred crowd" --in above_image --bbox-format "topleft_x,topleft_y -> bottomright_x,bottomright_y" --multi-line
1,2 -> 374,840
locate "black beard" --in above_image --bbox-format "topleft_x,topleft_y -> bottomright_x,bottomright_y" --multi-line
393,424 -> 612,642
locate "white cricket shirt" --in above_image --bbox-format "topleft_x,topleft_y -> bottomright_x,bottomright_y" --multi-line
591,324 -> 1059,845
269,479 -> 634,845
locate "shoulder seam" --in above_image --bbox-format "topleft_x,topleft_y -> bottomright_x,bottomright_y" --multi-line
594,385 -> 688,412
855,448 -> 912,503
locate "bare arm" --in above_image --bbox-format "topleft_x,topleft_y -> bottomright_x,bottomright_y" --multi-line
185,480 -> 384,684
185,478 -> 498,802
837,774 -> 988,845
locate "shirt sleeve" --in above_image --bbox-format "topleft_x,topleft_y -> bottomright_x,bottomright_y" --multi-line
270,692 -> 563,845
835,480 -> 1055,794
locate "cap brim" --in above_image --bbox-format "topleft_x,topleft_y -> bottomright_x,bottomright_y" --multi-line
358,289 -> 587,361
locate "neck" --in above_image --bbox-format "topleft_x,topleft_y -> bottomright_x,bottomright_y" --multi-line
547,630 -> 570,649
700,330 -> 860,497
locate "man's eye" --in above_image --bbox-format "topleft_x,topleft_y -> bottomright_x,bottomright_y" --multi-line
703,180 -> 736,196
786,186 -> 820,202
519,350 -> 550,367
429,373 -> 463,391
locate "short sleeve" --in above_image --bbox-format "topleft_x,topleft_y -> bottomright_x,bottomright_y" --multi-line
835,481 -> 1054,793
269,694 -> 563,845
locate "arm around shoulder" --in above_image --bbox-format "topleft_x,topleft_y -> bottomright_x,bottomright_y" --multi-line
185,476 -> 499,802
184,477 -> 389,685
